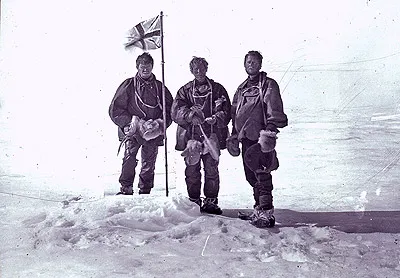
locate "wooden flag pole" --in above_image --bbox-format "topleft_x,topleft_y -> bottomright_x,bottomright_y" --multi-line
160,11 -> 169,197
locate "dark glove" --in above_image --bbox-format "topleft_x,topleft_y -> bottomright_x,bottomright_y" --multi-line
186,105 -> 205,125
191,115 -> 204,125
190,104 -> 203,113
185,110 -> 196,123
192,106 -> 205,121
154,119 -> 164,130
265,123 -> 278,133
244,143 -> 279,173
226,134 -> 240,156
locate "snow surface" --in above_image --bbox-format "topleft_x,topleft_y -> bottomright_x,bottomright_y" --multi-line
1,0 -> 400,277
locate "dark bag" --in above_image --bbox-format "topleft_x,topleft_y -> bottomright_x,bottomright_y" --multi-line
118,127 -> 125,142
175,125 -> 190,151
216,126 -> 229,150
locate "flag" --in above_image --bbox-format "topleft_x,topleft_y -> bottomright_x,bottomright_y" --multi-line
125,15 -> 161,50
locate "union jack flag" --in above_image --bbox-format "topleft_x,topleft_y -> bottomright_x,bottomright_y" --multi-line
125,15 -> 161,50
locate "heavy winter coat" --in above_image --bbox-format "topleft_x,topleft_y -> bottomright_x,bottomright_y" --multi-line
231,71 -> 288,141
171,78 -> 231,151
109,73 -> 173,145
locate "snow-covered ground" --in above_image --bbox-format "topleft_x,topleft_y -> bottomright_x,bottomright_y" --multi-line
1,0 -> 400,277
2,107 -> 400,277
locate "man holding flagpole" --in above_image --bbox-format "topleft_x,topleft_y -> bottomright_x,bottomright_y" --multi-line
109,13 -> 173,195
109,51 -> 173,195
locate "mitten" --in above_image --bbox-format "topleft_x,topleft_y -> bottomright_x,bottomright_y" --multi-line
181,139 -> 202,165
244,143 -> 278,173
258,130 -> 277,153
124,116 -> 140,137
226,134 -> 240,156
141,119 -> 163,141
202,133 -> 220,161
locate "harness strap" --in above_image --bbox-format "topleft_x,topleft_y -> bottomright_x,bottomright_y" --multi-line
191,78 -> 214,135
133,76 -> 162,118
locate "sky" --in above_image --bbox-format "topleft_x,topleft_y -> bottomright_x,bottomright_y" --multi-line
1,0 -> 400,277
1,0 -> 400,179
2,0 -> 400,109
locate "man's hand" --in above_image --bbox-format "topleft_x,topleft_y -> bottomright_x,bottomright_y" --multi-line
205,115 -> 216,125
214,96 -> 226,108
191,115 -> 204,125
124,116 -> 140,137
140,119 -> 163,141
123,125 -> 130,134
190,104 -> 203,114
123,125 -> 135,137
142,119 -> 158,131
187,105 -> 205,125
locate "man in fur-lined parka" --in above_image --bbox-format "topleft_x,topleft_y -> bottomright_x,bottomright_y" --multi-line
171,57 -> 231,215
228,50 -> 288,227
109,52 -> 173,196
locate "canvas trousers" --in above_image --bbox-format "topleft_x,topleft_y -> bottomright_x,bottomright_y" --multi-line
241,138 -> 274,209
119,139 -> 159,192
185,152 -> 220,200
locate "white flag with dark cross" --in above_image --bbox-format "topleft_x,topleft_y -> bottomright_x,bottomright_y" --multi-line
125,15 -> 161,50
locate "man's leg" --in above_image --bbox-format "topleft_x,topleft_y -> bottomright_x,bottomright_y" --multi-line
242,138 -> 275,227
250,171 -> 275,228
118,140 -> 140,194
241,138 -> 259,206
201,153 -> 222,214
185,159 -> 202,205
138,142 -> 159,194
255,171 -> 274,210
202,153 -> 220,199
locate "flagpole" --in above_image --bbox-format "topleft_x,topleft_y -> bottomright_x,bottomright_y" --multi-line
160,11 -> 169,197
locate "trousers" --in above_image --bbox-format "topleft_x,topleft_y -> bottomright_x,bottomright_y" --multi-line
241,138 -> 274,209
119,139 -> 159,192
185,153 -> 220,200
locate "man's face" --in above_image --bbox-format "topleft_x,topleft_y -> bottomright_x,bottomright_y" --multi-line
191,63 -> 207,82
244,55 -> 262,76
137,63 -> 153,79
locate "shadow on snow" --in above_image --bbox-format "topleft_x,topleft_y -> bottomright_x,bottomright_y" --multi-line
222,209 -> 400,233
